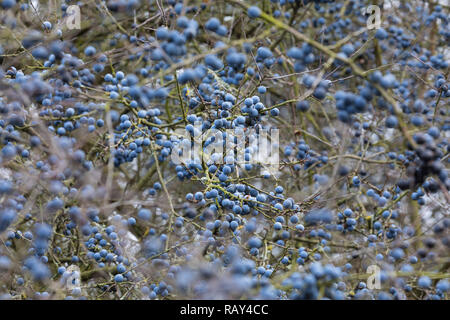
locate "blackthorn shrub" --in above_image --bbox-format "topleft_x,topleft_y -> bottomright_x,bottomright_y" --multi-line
0,0 -> 449,300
